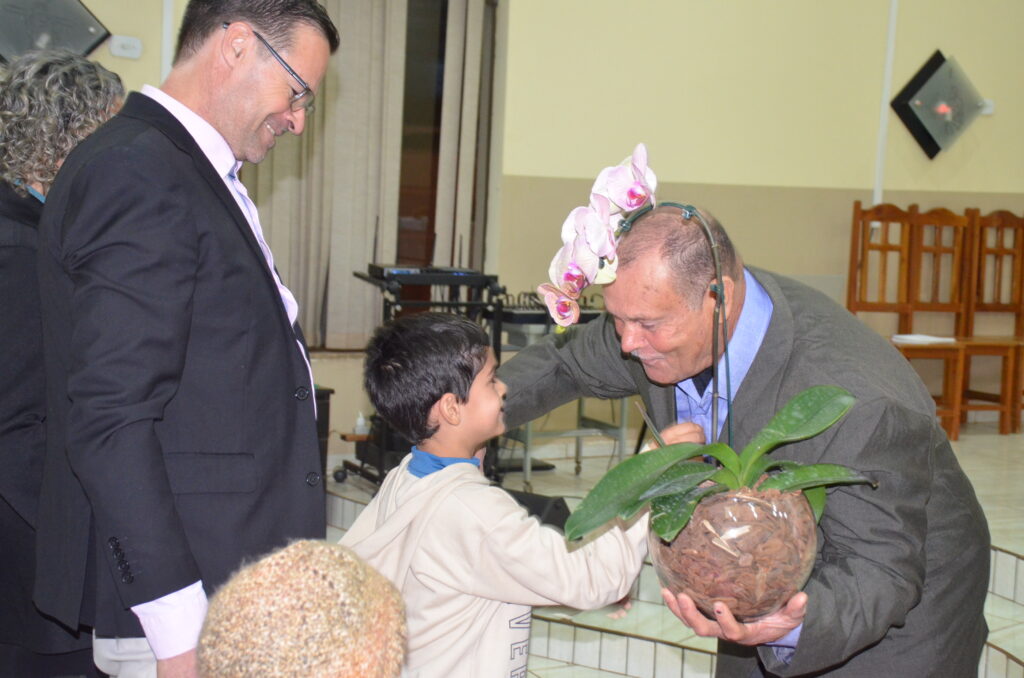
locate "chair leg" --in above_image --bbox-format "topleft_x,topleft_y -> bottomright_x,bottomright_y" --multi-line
949,349 -> 963,441
960,355 -> 972,425
1001,348 -> 1017,435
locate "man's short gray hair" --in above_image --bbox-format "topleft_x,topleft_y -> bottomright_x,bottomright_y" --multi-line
616,205 -> 741,309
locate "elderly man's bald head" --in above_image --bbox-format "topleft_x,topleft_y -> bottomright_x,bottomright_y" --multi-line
616,206 -> 742,308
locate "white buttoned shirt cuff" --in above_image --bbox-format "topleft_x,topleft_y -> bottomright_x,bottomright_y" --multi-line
130,580 -> 208,659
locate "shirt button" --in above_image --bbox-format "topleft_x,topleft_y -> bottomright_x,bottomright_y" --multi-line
305,472 -> 321,486
121,573 -> 134,584
294,386 -> 310,401
108,537 -> 119,549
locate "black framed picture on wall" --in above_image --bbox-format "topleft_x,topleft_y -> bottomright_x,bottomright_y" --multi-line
0,0 -> 109,64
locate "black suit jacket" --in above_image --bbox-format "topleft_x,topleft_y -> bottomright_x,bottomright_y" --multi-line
35,93 -> 325,636
0,181 -> 92,656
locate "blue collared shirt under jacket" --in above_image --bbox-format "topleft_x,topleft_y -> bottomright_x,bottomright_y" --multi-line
674,268 -> 773,445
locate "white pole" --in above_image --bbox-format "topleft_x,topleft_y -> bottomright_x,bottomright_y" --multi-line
873,0 -> 899,207
161,0 -> 175,81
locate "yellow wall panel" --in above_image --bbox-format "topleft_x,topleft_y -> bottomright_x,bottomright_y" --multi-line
500,0 -> 1024,194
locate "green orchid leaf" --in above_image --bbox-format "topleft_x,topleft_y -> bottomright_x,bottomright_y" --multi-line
637,463 -> 718,502
617,462 -> 717,521
700,442 -> 742,479
803,486 -> 827,523
564,441 -> 705,541
738,386 -> 856,485
757,463 -> 876,493
749,458 -> 801,483
650,483 -> 726,542
709,466 -> 740,490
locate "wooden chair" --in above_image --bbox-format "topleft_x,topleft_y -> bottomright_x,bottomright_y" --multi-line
963,210 -> 1024,336
847,201 -> 914,330
847,202 -> 965,440
904,206 -> 1019,434
961,209 -> 1024,432
891,340 -> 966,441
906,206 -> 973,335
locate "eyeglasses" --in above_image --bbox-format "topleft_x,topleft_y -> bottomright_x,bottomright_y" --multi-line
223,22 -> 315,112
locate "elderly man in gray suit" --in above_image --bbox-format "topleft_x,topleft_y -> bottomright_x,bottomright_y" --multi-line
499,205 -> 989,677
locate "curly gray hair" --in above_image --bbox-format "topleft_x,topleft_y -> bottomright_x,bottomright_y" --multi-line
0,50 -> 124,196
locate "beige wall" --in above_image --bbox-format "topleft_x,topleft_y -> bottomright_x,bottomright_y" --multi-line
81,0 -> 190,90
497,0 -> 1022,192
491,0 -> 1024,296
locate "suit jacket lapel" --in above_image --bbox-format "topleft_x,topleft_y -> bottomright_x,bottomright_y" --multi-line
727,267 -> 796,447
117,93 -> 298,336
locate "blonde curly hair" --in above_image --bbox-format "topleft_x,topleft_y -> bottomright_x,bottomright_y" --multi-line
198,540 -> 407,678
0,49 -> 123,196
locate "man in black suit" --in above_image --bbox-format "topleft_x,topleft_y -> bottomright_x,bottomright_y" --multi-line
34,2 -> 339,676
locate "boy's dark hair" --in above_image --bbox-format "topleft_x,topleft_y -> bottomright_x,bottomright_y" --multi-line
175,0 -> 340,63
364,313 -> 490,443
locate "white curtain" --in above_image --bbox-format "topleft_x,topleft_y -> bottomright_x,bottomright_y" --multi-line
432,0 -> 487,269
246,0 -> 490,348
247,0 -> 406,349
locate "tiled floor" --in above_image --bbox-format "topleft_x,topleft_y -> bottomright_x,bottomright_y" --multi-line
325,419 -> 1024,677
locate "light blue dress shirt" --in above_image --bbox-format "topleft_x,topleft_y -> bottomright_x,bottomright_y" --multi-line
674,268 -> 773,445
672,269 -> 801,656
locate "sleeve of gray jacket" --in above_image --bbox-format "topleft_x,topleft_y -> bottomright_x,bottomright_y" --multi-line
498,314 -> 638,429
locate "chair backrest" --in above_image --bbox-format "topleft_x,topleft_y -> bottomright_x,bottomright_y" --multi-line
964,209 -> 1024,336
906,205 -> 972,333
847,201 -> 914,328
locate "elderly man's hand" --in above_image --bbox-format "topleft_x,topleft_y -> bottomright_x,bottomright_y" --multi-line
653,422 -> 706,447
661,589 -> 806,646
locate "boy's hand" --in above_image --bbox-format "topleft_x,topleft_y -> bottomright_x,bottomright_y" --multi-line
661,589 -> 806,646
606,594 -> 633,619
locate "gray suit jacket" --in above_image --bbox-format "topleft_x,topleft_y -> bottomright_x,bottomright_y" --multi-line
500,268 -> 989,677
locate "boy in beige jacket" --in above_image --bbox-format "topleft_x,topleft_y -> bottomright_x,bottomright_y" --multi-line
341,312 -> 648,678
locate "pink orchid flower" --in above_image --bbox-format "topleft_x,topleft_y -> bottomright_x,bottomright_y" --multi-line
590,143 -> 657,213
550,238 -> 598,288
537,283 -> 581,327
559,195 -> 616,260
547,244 -> 588,299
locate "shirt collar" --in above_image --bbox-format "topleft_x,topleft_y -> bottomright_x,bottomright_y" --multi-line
140,85 -> 239,180
678,268 -> 773,402
407,445 -> 481,479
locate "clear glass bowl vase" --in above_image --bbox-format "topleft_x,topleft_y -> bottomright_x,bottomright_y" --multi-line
648,488 -> 817,621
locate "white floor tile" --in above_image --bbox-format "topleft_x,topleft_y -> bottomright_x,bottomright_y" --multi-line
682,649 -> 714,678
1016,556 -> 1024,605
987,646 -> 1008,678
573,628 -> 601,669
599,632 -> 627,674
548,622 -> 574,663
994,551 -> 1018,600
627,637 -> 656,678
531,619 -> 550,658
654,643 -> 682,678
638,563 -> 664,604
